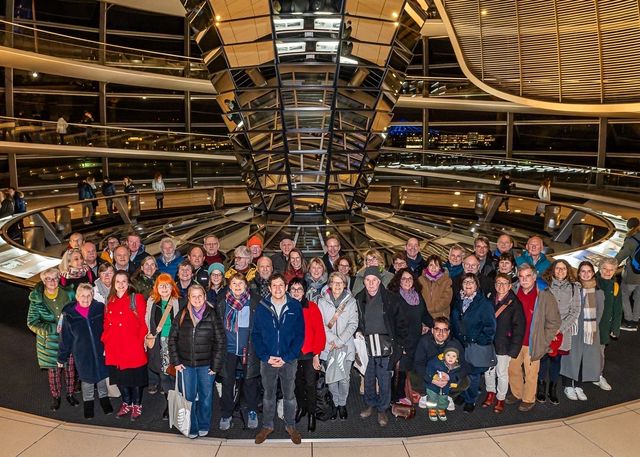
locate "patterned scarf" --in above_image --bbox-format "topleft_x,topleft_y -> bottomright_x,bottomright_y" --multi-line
400,287 -> 420,306
63,265 -> 89,279
423,268 -> 444,281
460,290 -> 476,313
225,289 -> 251,332
580,278 -> 597,345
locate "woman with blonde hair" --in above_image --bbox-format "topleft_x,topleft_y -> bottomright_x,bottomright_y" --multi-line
59,248 -> 94,291
305,257 -> 328,302
351,248 -> 394,295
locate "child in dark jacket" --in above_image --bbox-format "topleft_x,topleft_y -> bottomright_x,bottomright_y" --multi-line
425,347 -> 463,422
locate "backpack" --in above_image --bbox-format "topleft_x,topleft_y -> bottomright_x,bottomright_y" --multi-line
315,375 -> 337,421
629,237 -> 640,274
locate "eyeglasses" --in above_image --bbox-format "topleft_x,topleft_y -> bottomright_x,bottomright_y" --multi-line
158,283 -> 172,288
210,272 -> 223,277
495,281 -> 511,287
43,277 -> 59,282
338,263 -> 350,268
462,280 -> 476,285
400,277 -> 413,282
289,287 -> 304,293
433,328 -> 449,333
330,280 -> 345,286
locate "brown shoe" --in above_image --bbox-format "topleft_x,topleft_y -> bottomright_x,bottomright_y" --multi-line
377,411 -> 388,427
505,393 -> 520,405
285,426 -> 302,445
518,401 -> 535,412
494,399 -> 505,413
254,427 -> 273,444
360,406 -> 375,419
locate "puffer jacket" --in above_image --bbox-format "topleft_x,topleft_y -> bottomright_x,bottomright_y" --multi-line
417,270 -> 453,318
168,303 -> 226,372
27,283 -> 76,369
548,279 -> 581,351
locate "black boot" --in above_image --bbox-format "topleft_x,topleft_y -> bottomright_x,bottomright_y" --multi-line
338,405 -> 348,420
50,397 -> 61,411
162,394 -> 169,420
84,400 -> 94,419
308,413 -> 316,432
548,382 -> 559,405
66,394 -> 80,407
536,380 -> 547,403
100,397 -> 113,415
295,407 -> 307,423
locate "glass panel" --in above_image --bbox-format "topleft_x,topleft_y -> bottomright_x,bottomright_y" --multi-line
606,123 -> 640,153
106,96 -> 185,124
513,124 -> 598,152
428,125 -> 506,151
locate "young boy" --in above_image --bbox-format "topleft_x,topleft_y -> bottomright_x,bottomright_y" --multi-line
425,347 -> 463,421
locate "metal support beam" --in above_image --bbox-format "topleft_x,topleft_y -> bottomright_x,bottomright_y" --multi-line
113,196 -> 132,225
102,156 -> 109,178
186,160 -> 193,188
8,152 -> 18,188
596,117 -> 607,188
505,112 -> 514,159
480,195 -> 502,222
30,212 -> 63,245
552,209 -> 586,243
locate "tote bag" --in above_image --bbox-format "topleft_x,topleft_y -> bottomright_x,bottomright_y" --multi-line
168,371 -> 192,437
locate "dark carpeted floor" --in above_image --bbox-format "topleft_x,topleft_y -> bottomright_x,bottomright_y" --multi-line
2,281 -> 638,440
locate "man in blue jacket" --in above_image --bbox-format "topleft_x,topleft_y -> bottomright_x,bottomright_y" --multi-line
516,236 -> 551,275
252,273 -> 305,445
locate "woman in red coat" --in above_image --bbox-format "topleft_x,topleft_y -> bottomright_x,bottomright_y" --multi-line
288,277 -> 325,432
102,271 -> 148,420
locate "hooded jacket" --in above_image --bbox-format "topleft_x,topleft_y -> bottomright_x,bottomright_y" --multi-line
252,294 -> 305,363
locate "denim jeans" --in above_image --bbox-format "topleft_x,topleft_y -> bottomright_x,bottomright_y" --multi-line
364,356 -> 391,412
180,365 -> 215,435
260,360 -> 297,429
462,365 -> 488,405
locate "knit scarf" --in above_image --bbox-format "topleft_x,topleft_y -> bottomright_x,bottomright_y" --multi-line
225,289 -> 251,332
580,278 -> 598,345
460,290 -> 476,313
423,268 -> 444,282
94,279 -> 110,301
330,289 -> 348,308
400,287 -> 420,306
253,276 -> 270,298
63,265 -> 89,279
306,271 -> 328,301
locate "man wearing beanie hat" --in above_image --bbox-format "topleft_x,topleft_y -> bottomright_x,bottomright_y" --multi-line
616,216 -> 640,330
247,236 -> 264,263
425,346 -> 463,422
355,266 -> 406,427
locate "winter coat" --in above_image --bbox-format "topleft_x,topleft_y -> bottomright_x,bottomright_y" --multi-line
169,303 -> 226,372
425,356 -> 464,395
451,292 -> 496,349
58,300 -> 108,384
215,291 -> 261,379
596,273 -> 623,344
145,297 -> 180,374
78,182 -> 96,200
270,252 -> 288,274
252,294 -> 305,363
156,253 -> 184,279
547,279 -> 581,351
317,289 -> 358,362
129,247 -> 150,272
102,293 -> 148,370
131,272 -> 159,298
396,292 -> 433,370
413,332 -> 464,379
615,232 -> 640,285
354,286 -> 408,368
560,289 -> 604,382
417,271 -> 453,318
514,283 -> 562,361
301,299 -> 326,356
351,267 -> 394,296
516,250 -> 552,275
101,181 -> 116,197
492,290 -> 526,358
27,283 -> 76,369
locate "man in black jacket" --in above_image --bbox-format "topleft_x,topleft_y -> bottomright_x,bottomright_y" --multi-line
355,267 -> 407,427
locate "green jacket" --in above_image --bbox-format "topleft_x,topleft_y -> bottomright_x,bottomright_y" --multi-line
27,283 -> 76,369
596,273 -> 623,344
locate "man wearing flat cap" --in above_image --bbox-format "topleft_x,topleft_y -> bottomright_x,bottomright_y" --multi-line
355,266 -> 407,427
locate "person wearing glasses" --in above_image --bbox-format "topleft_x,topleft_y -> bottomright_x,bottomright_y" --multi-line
351,248 -> 394,296
206,263 -> 226,304
452,254 -> 493,299
225,245 -> 257,282
290,277 -> 326,431
145,274 -> 181,417
413,316 -> 466,410
27,267 -> 77,411
450,273 -> 496,413
482,273 -> 525,413
335,255 -> 355,291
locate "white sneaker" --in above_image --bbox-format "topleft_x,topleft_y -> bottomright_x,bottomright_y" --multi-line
575,387 -> 588,401
593,375 -> 612,391
418,395 -> 437,409
564,387 -> 578,400
447,396 -> 455,411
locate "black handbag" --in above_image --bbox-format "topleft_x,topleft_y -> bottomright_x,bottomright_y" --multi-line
464,343 -> 497,368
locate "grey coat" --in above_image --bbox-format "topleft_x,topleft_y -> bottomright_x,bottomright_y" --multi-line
560,289 -> 604,382
317,288 -> 358,363
615,233 -> 640,285
548,279 -> 582,351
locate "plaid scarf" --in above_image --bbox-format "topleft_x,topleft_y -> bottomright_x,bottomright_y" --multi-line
580,278 -> 597,345
460,290 -> 477,313
225,289 -> 251,332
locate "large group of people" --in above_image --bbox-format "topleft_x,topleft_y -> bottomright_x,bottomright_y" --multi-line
26,226 -> 635,443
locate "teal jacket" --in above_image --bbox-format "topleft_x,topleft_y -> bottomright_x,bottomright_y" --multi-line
27,283 -> 75,369
516,250 -> 551,275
